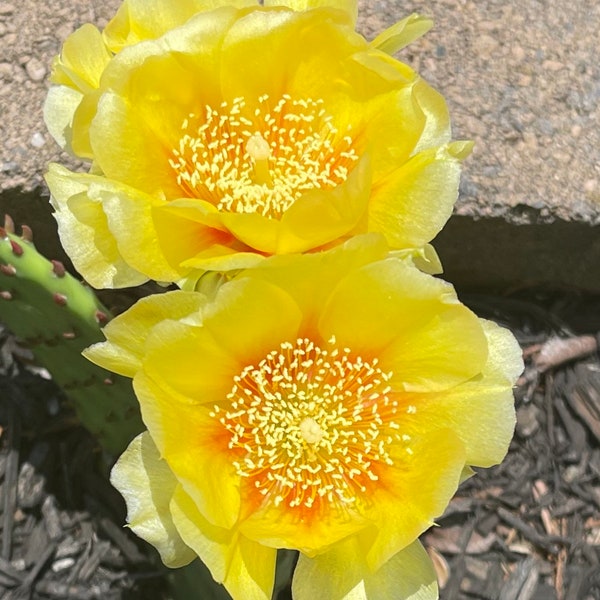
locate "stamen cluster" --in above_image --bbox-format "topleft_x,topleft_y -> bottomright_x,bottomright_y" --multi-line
169,95 -> 358,219
212,336 -> 413,511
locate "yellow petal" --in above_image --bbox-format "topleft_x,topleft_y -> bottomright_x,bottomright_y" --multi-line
363,541 -> 438,600
293,535 -> 367,600
340,49 -> 416,97
412,79 -> 452,153
69,90 -> 102,159
241,233 -> 389,327
481,318 -> 525,382
135,371 -> 242,530
264,0 -> 357,26
319,257 -> 488,391
170,484 -> 235,582
370,14 -> 433,55
219,7 -> 361,102
381,305 -> 487,393
153,203 -> 241,273
84,290 -> 206,377
103,0 -> 254,51
277,154 -> 372,254
351,84 -> 425,180
51,168 -> 181,283
179,250 -> 265,274
292,538 -> 438,600
362,430 -> 465,570
151,201 -> 263,275
406,319 -> 522,467
90,90 -> 183,198
138,279 -> 302,399
43,86 -> 83,152
218,154 -> 371,255
96,183 -> 183,282
240,497 -> 369,557
369,142 -> 473,249
44,164 -> 147,289
91,13 -> 231,191
51,24 -> 111,92
170,485 -> 277,600
157,198 -> 229,233
202,277 -> 303,365
392,244 -> 443,275
46,25 -> 111,157
142,320 -> 239,402
218,212 -> 281,254
110,433 -> 196,568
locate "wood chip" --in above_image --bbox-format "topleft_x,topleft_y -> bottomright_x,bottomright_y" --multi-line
499,557 -> 539,600
534,335 -> 598,373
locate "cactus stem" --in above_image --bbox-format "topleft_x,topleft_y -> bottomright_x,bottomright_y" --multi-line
21,225 -> 33,243
63,375 -> 96,390
0,217 -> 144,454
51,260 -> 66,278
125,406 -> 138,418
3,214 -> 14,233
1,264 -> 17,276
10,240 -> 24,256
53,292 -> 68,306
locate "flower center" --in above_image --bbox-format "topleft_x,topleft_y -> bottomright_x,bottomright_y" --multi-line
211,337 -> 414,512
169,95 -> 359,219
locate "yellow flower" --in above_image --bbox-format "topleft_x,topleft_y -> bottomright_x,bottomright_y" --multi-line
45,0 -> 470,288
85,235 -> 523,599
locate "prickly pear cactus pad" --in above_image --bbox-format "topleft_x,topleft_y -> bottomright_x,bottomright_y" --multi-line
0,216 -> 143,454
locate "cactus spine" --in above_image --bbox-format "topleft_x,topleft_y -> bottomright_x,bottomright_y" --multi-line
0,216 -> 143,455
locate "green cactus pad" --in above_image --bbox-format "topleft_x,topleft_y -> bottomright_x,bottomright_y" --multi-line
0,218 -> 143,455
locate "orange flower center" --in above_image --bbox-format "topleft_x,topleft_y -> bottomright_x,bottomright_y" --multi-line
169,95 -> 359,219
212,337 -> 415,512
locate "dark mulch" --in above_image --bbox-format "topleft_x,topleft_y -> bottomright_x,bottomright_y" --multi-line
426,290 -> 600,600
1,288 -> 599,599
0,331 -> 167,600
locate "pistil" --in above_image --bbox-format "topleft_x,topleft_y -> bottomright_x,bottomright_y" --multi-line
246,133 -> 274,188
